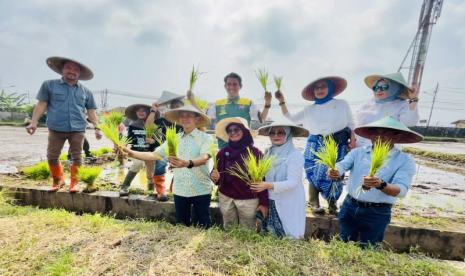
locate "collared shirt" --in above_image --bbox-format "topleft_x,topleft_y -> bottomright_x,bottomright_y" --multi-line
36,79 -> 97,132
336,146 -> 416,204
155,128 -> 214,197
285,98 -> 354,136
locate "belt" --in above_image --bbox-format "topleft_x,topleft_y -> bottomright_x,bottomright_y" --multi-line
346,195 -> 392,208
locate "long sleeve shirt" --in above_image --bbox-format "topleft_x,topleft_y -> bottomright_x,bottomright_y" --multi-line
335,146 -> 416,204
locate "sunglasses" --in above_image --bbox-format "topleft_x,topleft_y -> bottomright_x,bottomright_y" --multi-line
373,79 -> 390,92
226,127 -> 242,134
270,131 -> 286,137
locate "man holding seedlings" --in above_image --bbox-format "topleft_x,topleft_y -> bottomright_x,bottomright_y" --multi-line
328,116 -> 423,246
26,57 -> 101,192
189,72 -> 272,148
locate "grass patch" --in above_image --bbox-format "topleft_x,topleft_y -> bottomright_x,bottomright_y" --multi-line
423,136 -> 465,143
0,192 -> 461,275
22,161 -> 50,180
403,147 -> 465,164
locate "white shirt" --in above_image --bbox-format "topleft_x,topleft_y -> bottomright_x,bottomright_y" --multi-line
206,101 -> 260,121
266,149 -> 306,239
355,99 -> 419,146
285,98 -> 355,135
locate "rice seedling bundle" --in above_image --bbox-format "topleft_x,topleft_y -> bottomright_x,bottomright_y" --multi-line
22,161 -> 50,180
255,68 -> 269,92
274,76 -> 283,91
227,148 -> 276,184
165,125 -> 180,157
186,97 -> 209,112
103,111 -> 124,127
189,65 -> 204,91
209,143 -> 219,170
311,135 -> 338,169
144,123 -> 165,145
369,138 -> 391,177
98,123 -> 132,150
77,166 -> 102,185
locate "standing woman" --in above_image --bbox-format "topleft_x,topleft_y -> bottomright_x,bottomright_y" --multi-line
355,72 -> 419,147
210,117 -> 268,230
277,76 -> 355,215
250,117 -> 308,239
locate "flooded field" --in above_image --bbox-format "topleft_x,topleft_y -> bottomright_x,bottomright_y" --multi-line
1,126 -> 464,230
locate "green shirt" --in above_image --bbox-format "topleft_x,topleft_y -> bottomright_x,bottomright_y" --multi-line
155,128 -> 214,197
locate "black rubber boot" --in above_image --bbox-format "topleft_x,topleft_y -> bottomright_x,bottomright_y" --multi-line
119,171 -> 137,197
309,183 -> 325,215
328,200 -> 338,215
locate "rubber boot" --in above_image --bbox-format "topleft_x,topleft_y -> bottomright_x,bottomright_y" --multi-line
69,164 -> 80,193
120,171 -> 137,197
328,200 -> 338,215
49,163 -> 65,192
153,175 -> 168,202
309,183 -> 325,215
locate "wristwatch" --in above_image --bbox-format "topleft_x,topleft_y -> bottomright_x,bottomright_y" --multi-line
376,180 -> 387,190
187,160 -> 194,169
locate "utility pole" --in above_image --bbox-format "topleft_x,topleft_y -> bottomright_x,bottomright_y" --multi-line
426,82 -> 439,129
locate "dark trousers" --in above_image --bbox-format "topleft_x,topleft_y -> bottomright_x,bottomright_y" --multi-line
338,196 -> 392,246
173,194 -> 211,228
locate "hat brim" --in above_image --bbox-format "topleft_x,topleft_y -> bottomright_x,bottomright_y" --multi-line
156,91 -> 185,105
164,107 -> 210,128
364,75 -> 412,100
355,126 -> 423,144
258,124 -> 309,138
124,104 -> 151,121
215,117 -> 250,142
46,56 -> 93,81
302,76 -> 347,101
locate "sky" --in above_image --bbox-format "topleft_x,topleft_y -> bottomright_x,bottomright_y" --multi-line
0,0 -> 464,126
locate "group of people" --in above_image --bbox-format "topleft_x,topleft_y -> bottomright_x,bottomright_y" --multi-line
26,56 -> 422,246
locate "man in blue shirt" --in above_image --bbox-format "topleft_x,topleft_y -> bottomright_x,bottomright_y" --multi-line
328,116 -> 423,246
26,56 -> 102,193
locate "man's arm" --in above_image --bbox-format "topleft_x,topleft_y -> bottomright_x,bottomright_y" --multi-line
259,92 -> 272,122
86,109 -> 102,139
26,101 -> 48,135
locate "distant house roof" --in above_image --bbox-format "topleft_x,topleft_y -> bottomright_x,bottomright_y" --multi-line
451,120 -> 465,124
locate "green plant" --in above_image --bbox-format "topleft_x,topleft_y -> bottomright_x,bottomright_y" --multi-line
274,76 -> 283,91
227,148 -> 276,184
165,125 -> 180,157
210,143 -> 219,170
77,166 -> 102,185
103,111 -> 124,127
189,65 -> 204,91
312,135 -> 338,170
99,123 -> 132,150
255,68 -> 269,92
369,138 -> 391,177
22,162 -> 50,180
144,123 -> 165,144
185,97 -> 209,112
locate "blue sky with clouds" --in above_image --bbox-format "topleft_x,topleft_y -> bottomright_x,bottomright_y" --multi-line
0,0 -> 464,126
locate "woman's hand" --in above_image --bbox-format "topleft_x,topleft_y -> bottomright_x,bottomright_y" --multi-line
274,90 -> 285,103
145,137 -> 155,144
250,182 -> 273,193
210,169 -> 220,183
168,156 -> 189,168
328,169 -> 340,180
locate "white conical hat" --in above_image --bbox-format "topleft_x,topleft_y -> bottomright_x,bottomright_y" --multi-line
257,115 -> 309,137
156,91 -> 185,105
164,105 -> 210,128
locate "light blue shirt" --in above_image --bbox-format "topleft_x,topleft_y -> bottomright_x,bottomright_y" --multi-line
36,79 -> 97,132
155,128 -> 214,197
336,146 -> 416,204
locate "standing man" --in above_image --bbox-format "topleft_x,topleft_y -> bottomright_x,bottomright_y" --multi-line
26,56 -> 102,192
188,72 -> 272,148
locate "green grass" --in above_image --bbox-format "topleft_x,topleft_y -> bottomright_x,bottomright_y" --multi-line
22,161 -> 50,180
403,147 -> 465,164
0,191 -> 462,275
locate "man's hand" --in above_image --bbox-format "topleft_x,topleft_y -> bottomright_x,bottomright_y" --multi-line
210,169 -> 220,183
408,84 -> 419,99
26,122 -> 38,135
168,156 -> 189,168
328,169 -> 340,180
95,129 -> 102,140
363,176 -> 382,189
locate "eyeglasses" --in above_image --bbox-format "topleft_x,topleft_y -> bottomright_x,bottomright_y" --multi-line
270,131 -> 286,137
227,127 -> 242,134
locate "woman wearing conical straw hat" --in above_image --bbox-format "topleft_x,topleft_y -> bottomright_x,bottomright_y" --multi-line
211,117 -> 269,230
249,116 -> 308,239
354,72 -> 420,147
276,76 -> 355,215
328,116 -> 423,247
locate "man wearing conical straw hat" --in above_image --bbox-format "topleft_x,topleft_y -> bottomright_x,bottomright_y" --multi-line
328,116 -> 423,247
26,56 -> 101,193
124,105 -> 215,228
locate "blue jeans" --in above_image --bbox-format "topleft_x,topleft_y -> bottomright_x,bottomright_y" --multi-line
338,196 -> 392,246
173,194 -> 211,228
154,159 -> 167,176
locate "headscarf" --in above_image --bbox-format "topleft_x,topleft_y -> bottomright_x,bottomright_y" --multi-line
373,78 -> 402,103
265,126 -> 295,182
314,79 -> 335,105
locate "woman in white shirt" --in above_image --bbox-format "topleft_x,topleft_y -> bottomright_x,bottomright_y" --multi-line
276,76 -> 355,215
355,72 -> 420,147
250,116 -> 308,239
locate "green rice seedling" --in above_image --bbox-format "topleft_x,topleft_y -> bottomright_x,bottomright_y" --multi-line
165,124 -> 180,157
189,65 -> 204,91
274,76 -> 283,91
144,123 -> 165,144
103,111 -> 124,127
210,143 -> 219,170
227,148 -> 276,184
23,161 -> 50,180
185,97 -> 210,112
77,166 -> 102,185
311,135 -> 340,198
255,68 -> 269,92
369,138 -> 391,177
59,152 -> 68,161
98,123 -> 132,150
